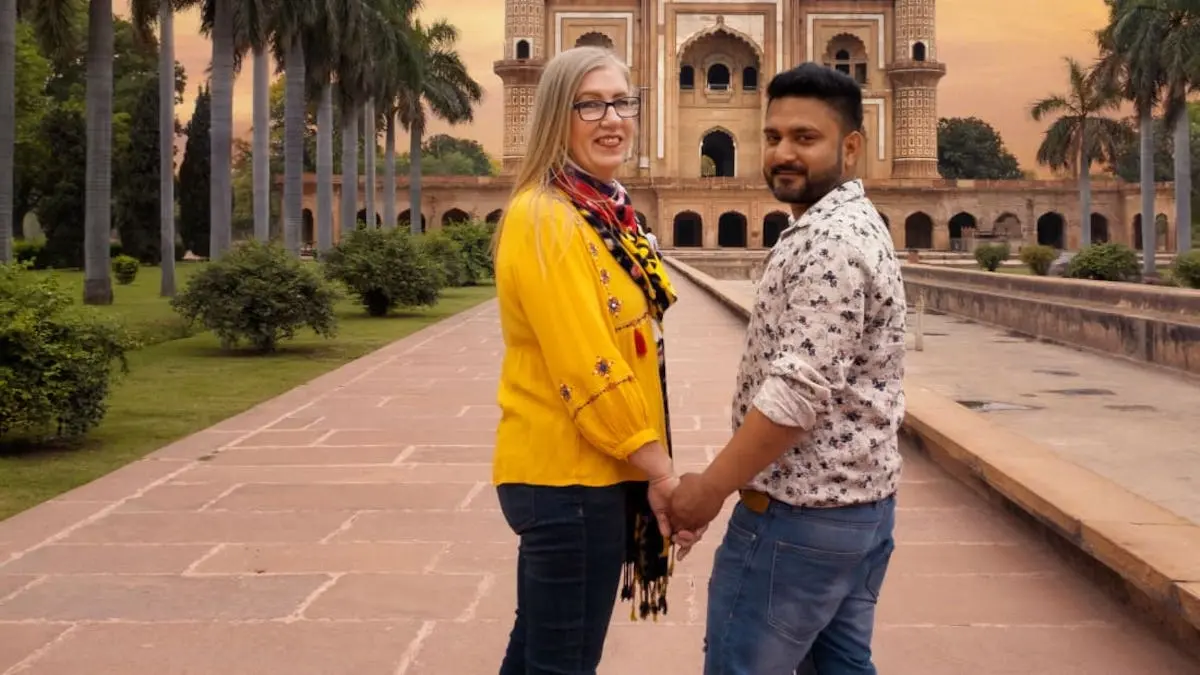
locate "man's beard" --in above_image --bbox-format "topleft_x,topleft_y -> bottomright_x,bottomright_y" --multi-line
764,146 -> 845,206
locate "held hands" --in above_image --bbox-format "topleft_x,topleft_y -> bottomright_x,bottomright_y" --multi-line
668,472 -> 727,534
648,472 -> 718,562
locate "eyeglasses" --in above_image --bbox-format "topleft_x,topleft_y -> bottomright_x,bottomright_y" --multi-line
573,96 -> 640,122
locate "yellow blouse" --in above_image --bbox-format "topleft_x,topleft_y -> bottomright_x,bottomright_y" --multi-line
492,187 -> 668,488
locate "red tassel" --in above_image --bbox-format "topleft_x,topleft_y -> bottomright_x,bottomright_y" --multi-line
634,329 -> 647,357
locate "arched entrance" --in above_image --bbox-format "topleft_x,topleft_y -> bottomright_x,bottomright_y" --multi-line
1090,213 -> 1109,244
398,209 -> 426,233
701,129 -> 736,178
948,212 -> 977,251
717,212 -> 747,247
763,211 -> 789,247
441,208 -> 471,226
673,212 -> 702,247
1036,212 -> 1065,249
485,209 -> 503,224
904,212 -> 934,249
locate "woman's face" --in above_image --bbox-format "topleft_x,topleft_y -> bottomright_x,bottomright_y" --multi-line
568,65 -> 637,183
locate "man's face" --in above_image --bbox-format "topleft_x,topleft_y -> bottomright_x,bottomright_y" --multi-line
761,96 -> 862,208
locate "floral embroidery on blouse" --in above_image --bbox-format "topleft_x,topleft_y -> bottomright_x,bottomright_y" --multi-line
559,384 -> 572,402
732,179 -> 907,508
594,357 -> 613,378
607,296 -> 622,315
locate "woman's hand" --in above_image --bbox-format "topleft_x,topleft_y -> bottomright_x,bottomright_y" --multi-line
673,524 -> 708,562
648,472 -> 680,538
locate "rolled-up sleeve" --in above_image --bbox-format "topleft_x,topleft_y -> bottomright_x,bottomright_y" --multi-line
751,240 -> 867,430
510,195 -> 659,459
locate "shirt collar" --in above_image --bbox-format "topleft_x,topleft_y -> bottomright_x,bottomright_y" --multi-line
781,179 -> 866,238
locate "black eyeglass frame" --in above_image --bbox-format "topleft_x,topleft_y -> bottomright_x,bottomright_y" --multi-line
572,96 -> 641,122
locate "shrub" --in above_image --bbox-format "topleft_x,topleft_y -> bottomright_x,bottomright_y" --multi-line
1064,242 -> 1140,282
323,227 -> 443,317
170,240 -> 339,352
973,242 -> 1009,272
111,254 -> 140,285
419,231 -> 467,287
1169,250 -> 1200,289
443,219 -> 494,285
0,262 -> 135,440
12,239 -> 49,270
1018,244 -> 1056,276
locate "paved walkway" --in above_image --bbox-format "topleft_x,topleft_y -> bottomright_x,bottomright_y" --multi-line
720,278 -> 1200,526
0,278 -> 1195,673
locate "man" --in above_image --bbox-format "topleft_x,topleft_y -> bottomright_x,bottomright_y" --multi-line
668,63 -> 907,674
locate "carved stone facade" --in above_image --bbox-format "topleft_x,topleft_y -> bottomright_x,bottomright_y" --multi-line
297,0 -> 1179,254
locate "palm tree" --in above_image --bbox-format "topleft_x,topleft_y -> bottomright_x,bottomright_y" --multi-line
244,0 -> 274,244
1106,0 -> 1199,253
395,18 -> 482,236
301,2 -> 341,254
130,0 -> 179,296
271,0 -> 319,256
1,0 -> 75,263
372,0 -> 419,230
1030,56 -> 1129,249
81,0 -> 116,304
193,0 -> 235,259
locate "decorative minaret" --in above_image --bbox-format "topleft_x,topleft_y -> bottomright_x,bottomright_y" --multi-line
886,0 -> 946,178
493,0 -> 547,174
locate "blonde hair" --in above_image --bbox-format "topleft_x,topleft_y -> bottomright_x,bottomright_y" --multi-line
491,46 -> 633,262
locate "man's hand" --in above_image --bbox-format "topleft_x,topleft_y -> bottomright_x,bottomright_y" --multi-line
673,523 -> 708,562
668,472 -> 727,532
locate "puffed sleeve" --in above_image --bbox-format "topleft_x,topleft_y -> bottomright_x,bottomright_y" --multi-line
507,192 -> 660,459
751,236 -> 867,430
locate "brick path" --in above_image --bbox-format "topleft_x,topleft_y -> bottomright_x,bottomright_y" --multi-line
0,279 -> 1195,673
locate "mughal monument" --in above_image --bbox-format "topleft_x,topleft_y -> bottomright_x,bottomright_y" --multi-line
302,0 -> 1178,253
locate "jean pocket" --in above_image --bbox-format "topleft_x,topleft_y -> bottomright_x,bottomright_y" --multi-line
766,521 -> 879,643
497,484 -> 538,534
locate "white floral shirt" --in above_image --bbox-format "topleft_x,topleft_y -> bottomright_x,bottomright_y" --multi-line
732,179 -> 907,507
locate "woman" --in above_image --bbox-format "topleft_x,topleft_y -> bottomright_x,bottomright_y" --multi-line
491,46 -> 692,673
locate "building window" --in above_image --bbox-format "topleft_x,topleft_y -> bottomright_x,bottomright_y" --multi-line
706,63 -> 730,90
823,35 -> 869,86
680,65 -> 695,89
742,66 -> 758,90
516,39 -> 531,59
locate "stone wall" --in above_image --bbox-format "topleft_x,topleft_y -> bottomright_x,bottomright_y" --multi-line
901,264 -> 1200,377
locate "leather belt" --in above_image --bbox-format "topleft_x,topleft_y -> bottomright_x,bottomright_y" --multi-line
739,489 -> 771,514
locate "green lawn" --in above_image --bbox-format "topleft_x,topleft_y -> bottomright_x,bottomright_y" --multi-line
0,265 -> 495,520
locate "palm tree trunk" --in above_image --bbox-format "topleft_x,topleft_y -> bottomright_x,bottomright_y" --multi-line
209,0 -> 234,259
383,112 -> 396,229
364,100 -> 376,227
340,101 -> 359,239
1078,140 -> 1092,249
83,0 -> 114,305
408,116 -> 422,236
1174,109 -> 1192,253
1139,111 -> 1156,277
0,0 -> 16,263
158,0 -> 176,296
317,83 -> 334,253
252,46 -> 270,243
283,35 -> 305,256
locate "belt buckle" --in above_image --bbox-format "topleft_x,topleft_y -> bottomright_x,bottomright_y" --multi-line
739,489 -> 769,514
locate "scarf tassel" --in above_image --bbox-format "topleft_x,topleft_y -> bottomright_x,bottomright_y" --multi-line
634,328 -> 647,357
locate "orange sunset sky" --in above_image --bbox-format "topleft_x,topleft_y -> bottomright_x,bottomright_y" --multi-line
151,0 -> 1115,173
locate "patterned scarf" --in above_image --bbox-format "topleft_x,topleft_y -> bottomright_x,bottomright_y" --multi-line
552,162 -> 680,620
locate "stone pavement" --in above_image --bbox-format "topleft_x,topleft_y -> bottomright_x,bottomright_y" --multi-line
721,278 -> 1200,526
0,278 -> 1196,674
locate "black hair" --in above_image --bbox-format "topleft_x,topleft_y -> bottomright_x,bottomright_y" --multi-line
765,63 -> 864,135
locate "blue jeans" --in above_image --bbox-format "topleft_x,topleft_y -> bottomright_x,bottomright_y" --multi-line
497,483 -> 629,675
703,494 -> 897,675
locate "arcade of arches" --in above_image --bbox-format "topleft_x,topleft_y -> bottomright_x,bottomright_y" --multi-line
293,175 -> 1179,254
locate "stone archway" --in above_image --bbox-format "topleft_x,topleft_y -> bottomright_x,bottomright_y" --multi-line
701,129 -> 736,178
485,209 -> 503,224
1036,212 -> 1065,249
994,212 -> 1022,240
357,209 -> 382,227
442,208 -> 471,226
399,209 -> 426,233
673,211 -> 702,247
904,212 -> 934,249
575,31 -> 614,50
763,211 -> 789,247
948,212 -> 977,251
717,211 -> 747,247
302,209 -> 314,245
1090,213 -> 1109,244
